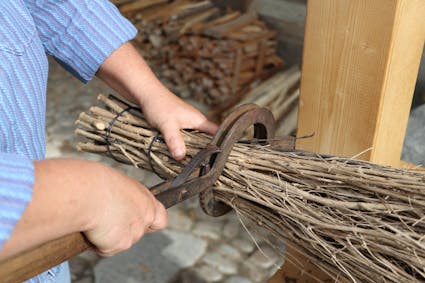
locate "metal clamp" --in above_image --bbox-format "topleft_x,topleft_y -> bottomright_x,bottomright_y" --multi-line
199,104 -> 276,216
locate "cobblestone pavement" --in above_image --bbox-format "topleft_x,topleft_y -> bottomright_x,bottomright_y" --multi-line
46,58 -> 283,283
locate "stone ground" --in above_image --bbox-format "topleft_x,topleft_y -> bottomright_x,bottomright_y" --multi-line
46,57 -> 283,283
46,56 -> 425,283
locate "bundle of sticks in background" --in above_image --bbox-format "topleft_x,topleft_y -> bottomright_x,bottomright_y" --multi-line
75,95 -> 425,283
214,66 -> 301,137
115,0 -> 283,106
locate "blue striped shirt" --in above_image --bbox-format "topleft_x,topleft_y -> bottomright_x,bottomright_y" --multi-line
0,1 -> 136,281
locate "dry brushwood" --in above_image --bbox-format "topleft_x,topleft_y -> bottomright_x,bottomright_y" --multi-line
75,94 -> 425,283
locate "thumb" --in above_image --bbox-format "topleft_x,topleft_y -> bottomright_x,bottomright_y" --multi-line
160,123 -> 186,160
146,200 -> 168,233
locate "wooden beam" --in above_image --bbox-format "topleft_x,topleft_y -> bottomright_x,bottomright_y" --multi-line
296,0 -> 425,166
268,0 -> 425,282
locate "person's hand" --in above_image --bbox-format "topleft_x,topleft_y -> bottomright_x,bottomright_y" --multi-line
96,42 -> 218,161
0,159 -> 168,259
140,91 -> 217,160
82,161 -> 168,256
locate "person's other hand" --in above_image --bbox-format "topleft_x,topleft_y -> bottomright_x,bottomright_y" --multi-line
82,161 -> 168,256
140,91 -> 217,160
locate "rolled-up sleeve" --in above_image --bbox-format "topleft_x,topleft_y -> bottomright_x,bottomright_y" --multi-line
24,0 -> 137,82
0,154 -> 34,248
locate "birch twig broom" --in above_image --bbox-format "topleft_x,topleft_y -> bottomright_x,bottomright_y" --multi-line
75,94 -> 425,283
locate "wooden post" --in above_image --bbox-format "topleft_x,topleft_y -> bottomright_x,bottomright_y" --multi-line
296,0 -> 425,166
268,0 -> 425,282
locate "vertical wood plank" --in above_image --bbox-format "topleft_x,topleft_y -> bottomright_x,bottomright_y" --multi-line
370,1 -> 425,165
296,0 -> 425,166
268,0 -> 425,282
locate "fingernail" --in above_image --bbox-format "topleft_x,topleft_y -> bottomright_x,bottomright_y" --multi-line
173,149 -> 185,159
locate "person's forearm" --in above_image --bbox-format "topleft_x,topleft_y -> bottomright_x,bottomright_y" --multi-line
0,159 -> 99,259
96,42 -> 170,106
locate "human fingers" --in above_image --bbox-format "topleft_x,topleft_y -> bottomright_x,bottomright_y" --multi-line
95,237 -> 132,257
195,118 -> 218,135
159,122 -> 187,160
84,166 -> 165,256
89,227 -> 134,257
159,119 -> 218,160
147,199 -> 168,232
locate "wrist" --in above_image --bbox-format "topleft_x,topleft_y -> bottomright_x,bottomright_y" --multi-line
96,42 -> 169,107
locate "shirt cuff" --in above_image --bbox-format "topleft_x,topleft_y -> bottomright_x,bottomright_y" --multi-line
0,153 -> 34,250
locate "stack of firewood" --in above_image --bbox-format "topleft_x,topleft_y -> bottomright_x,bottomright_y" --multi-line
117,0 -> 283,106
118,0 -> 218,62
163,12 -> 283,105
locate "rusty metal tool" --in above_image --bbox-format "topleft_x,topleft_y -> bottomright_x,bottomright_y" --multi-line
0,103 -> 276,283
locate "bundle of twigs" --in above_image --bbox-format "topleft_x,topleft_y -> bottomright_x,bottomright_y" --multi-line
75,95 -> 425,283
